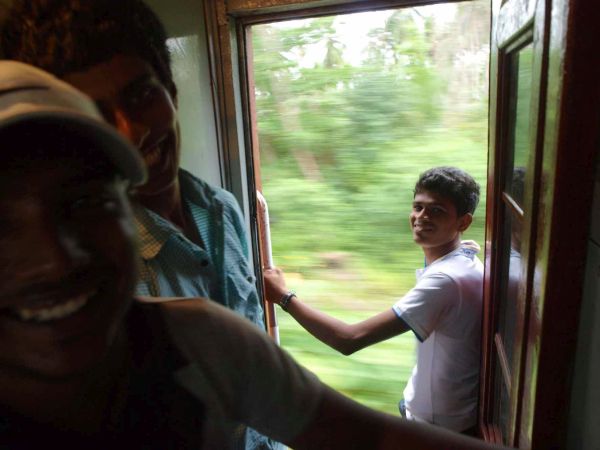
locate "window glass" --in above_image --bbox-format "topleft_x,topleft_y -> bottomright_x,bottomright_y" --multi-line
167,27 -> 221,186
497,42 -> 532,373
494,359 -> 512,442
497,211 -> 524,371
505,44 -> 533,208
492,41 -> 533,443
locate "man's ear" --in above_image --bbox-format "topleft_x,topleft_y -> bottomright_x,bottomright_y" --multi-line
458,213 -> 473,232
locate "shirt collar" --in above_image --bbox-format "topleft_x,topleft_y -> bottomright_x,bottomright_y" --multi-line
416,243 -> 479,278
134,170 -> 216,261
178,169 -> 215,210
134,204 -> 184,260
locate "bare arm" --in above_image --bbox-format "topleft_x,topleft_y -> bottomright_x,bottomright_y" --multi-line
290,386 -> 508,450
159,297 -> 506,450
263,268 -> 410,355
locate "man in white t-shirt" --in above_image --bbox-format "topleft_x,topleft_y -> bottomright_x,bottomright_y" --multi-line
264,166 -> 484,434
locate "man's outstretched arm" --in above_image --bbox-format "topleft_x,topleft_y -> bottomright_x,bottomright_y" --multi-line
159,297 -> 505,450
291,386 -> 507,450
263,268 -> 410,355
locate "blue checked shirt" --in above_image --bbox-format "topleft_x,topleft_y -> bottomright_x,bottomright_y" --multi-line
135,169 -> 265,328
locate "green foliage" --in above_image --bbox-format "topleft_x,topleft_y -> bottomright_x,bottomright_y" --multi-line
264,132 -> 487,276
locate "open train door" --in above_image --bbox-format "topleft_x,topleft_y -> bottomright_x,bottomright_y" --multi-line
481,0 -> 599,447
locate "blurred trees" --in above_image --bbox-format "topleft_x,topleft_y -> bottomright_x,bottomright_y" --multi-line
252,2 -> 490,276
253,1 -> 490,278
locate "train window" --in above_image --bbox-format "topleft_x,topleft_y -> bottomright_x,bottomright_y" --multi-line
169,33 -> 222,187
491,38 -> 533,443
247,0 -> 490,415
481,0 -> 578,444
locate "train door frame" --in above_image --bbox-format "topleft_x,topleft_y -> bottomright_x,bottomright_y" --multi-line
201,1 -> 599,447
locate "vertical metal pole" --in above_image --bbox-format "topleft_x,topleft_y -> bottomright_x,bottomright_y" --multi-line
256,191 -> 280,343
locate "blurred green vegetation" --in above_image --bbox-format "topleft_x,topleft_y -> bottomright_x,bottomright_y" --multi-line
254,1 -> 489,416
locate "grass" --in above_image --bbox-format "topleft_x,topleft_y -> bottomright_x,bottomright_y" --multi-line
275,273 -> 416,416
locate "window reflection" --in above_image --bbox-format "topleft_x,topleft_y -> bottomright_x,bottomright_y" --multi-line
494,360 -> 511,441
505,44 -> 533,207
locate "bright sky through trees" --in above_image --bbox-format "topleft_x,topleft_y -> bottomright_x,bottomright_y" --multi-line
274,4 -> 459,67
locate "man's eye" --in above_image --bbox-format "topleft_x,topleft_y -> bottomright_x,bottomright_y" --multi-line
126,83 -> 163,109
131,86 -> 154,104
413,205 -> 422,212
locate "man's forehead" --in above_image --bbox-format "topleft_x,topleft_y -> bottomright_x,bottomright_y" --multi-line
413,190 -> 452,204
63,54 -> 157,100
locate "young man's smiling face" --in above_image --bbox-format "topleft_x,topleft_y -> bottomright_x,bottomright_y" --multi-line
0,148 -> 138,379
410,189 -> 472,261
63,54 -> 180,201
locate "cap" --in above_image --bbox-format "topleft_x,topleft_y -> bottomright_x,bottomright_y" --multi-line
0,60 -> 147,185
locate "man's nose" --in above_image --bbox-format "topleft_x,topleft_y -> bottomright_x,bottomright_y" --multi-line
415,208 -> 427,219
114,108 -> 151,149
15,224 -> 91,283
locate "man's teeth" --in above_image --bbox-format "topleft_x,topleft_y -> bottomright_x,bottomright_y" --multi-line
144,146 -> 161,166
414,224 -> 432,231
14,294 -> 90,322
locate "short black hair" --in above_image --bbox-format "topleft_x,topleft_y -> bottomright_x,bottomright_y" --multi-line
0,0 -> 175,95
414,166 -> 480,216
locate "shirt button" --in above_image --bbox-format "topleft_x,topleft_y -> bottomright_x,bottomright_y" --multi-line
246,275 -> 254,282
200,260 -> 210,267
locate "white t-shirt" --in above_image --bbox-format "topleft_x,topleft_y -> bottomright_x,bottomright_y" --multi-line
137,296 -> 324,448
392,246 -> 483,431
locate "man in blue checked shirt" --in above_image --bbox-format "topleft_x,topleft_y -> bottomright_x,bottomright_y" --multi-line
1,0 -> 270,448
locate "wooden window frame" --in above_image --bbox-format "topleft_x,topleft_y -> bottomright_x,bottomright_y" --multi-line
482,19 -> 543,444
483,0 -> 600,447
